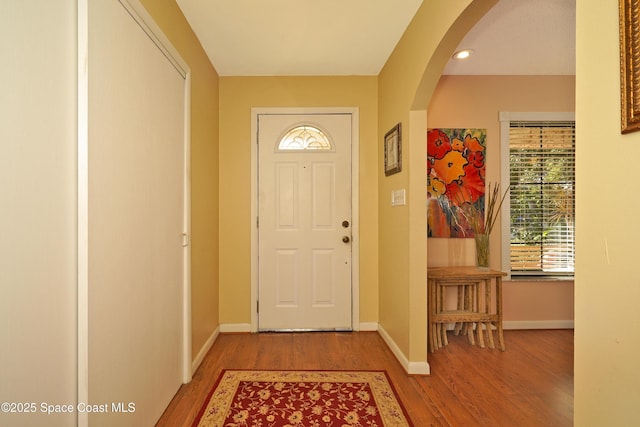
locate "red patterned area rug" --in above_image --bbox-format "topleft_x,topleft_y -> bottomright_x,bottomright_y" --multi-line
192,370 -> 414,427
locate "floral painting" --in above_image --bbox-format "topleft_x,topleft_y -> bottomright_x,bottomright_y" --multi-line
427,128 -> 486,238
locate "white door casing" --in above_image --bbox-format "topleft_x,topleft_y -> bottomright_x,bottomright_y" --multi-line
256,111 -> 357,330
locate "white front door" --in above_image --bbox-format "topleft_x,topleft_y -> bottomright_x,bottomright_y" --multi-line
258,113 -> 353,330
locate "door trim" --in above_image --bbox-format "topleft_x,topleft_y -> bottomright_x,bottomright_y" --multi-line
251,107 -> 360,332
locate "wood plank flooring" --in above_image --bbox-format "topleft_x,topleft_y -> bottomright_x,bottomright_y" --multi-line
156,329 -> 573,426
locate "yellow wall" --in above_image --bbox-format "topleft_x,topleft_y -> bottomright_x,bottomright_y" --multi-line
427,75 -> 575,325
575,2 -> 640,424
140,0 -> 220,358
218,76 -> 379,326
377,0 -> 497,365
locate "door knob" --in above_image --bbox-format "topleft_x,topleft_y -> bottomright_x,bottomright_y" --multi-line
342,220 -> 350,228
342,236 -> 350,243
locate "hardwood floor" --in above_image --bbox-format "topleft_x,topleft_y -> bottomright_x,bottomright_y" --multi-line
156,329 -> 573,426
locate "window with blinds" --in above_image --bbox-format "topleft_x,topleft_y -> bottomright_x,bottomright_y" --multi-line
509,121 -> 575,276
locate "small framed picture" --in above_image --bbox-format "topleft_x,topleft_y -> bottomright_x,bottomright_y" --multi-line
384,123 -> 402,176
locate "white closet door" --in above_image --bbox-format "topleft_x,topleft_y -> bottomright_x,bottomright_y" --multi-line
86,1 -> 186,425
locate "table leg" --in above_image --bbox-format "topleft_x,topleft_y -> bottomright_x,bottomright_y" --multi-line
476,320 -> 485,348
428,279 -> 436,352
441,323 -> 448,346
467,323 -> 476,346
454,284 -> 464,335
431,323 -> 437,352
485,322 -> 495,349
496,277 -> 505,351
467,282 -> 479,342
462,284 -> 473,337
485,277 -> 496,349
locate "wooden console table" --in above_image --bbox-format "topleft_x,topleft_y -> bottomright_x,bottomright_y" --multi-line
428,266 -> 507,352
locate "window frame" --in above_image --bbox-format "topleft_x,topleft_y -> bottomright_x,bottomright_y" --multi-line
499,112 -> 575,280
277,124 -> 334,152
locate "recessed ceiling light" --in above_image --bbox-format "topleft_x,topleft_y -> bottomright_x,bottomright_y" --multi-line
452,49 -> 473,60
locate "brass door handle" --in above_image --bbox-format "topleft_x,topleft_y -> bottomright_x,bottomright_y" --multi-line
342,236 -> 350,243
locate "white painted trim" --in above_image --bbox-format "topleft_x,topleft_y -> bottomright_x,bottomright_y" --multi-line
180,67 -> 193,385
350,109 -> 361,331
182,75 -> 193,383
503,320 -> 574,330
359,322 -> 379,331
191,327 -> 220,375
250,112 -> 259,331
499,112 -> 511,277
498,111 -> 575,122
407,361 -> 431,376
250,107 -> 361,332
377,325 -> 431,375
220,323 -> 253,333
118,0 -> 188,77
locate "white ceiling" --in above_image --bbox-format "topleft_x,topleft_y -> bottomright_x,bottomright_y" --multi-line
443,0 -> 575,75
176,0 -> 575,77
175,0 -> 422,76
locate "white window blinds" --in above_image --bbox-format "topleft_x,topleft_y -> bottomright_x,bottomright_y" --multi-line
509,121 -> 575,275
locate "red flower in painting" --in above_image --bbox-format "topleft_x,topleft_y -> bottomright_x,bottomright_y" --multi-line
445,181 -> 465,207
467,150 -> 485,168
427,129 -> 452,159
463,133 -> 484,152
446,163 -> 485,205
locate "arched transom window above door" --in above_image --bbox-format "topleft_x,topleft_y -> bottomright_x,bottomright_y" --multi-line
277,125 -> 333,151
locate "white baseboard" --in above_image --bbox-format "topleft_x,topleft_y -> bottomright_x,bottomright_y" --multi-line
358,322 -> 378,331
220,323 -> 376,333
503,320 -> 574,330
377,325 -> 430,375
219,323 -> 252,333
191,326 -> 220,376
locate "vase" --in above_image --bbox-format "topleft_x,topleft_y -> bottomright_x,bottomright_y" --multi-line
474,233 -> 490,268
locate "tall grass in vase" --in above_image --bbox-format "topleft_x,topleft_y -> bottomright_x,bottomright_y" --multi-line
459,182 -> 509,268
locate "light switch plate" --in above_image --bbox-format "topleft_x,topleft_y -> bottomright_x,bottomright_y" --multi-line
391,189 -> 406,206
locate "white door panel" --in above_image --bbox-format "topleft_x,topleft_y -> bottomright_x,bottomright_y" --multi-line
258,113 -> 352,330
85,1 -> 187,425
